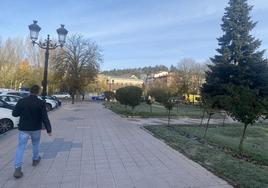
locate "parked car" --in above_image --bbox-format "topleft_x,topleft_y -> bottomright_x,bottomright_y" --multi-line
37,96 -> 57,111
53,92 -> 71,99
19,87 -> 30,92
0,104 -> 19,134
0,95 -> 22,106
0,88 -> 15,94
44,96 -> 61,107
182,94 -> 201,104
0,91 -> 30,98
91,94 -> 105,101
0,99 -> 15,110
50,96 -> 61,106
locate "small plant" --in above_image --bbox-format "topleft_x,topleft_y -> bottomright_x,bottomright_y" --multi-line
164,98 -> 174,125
149,87 -> 174,124
146,95 -> 154,113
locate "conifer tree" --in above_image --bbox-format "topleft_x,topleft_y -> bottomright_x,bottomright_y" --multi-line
201,0 -> 268,153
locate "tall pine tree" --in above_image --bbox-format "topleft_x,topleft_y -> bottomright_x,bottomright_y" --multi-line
201,0 -> 268,153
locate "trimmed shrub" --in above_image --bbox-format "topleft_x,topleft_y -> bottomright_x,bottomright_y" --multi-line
115,86 -> 143,109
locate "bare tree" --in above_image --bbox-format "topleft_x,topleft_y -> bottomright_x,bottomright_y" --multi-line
176,58 -> 207,95
52,34 -> 102,103
0,36 -> 51,89
0,37 -> 24,88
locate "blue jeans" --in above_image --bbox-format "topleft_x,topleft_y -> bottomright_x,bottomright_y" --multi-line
15,130 -> 41,168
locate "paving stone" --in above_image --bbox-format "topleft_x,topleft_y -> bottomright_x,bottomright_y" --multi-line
0,102 -> 232,188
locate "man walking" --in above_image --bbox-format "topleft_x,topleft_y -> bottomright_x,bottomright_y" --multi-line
12,85 -> 52,178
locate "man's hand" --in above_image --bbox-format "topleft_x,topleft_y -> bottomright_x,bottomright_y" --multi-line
48,132 -> 52,136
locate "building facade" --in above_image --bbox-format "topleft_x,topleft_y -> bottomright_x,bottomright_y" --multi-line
106,75 -> 144,91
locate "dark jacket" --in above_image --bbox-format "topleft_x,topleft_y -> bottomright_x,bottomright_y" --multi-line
12,95 -> 52,133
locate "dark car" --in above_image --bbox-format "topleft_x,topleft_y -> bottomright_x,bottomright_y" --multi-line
0,99 -> 14,110
91,94 -> 105,101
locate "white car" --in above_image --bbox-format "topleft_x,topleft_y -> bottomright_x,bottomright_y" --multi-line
0,95 -> 22,106
0,108 -> 19,134
37,96 -> 57,111
0,91 -> 30,98
53,92 -> 71,99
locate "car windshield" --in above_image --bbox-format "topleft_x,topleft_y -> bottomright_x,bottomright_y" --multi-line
9,96 -> 20,102
7,92 -> 29,98
0,99 -> 13,109
19,93 -> 30,97
0,100 -> 4,107
0,96 -> 10,102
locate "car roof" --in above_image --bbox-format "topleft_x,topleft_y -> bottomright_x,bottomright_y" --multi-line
0,94 -> 22,98
1,91 -> 29,94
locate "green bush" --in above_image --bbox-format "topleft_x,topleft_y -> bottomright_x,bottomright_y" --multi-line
148,87 -> 167,103
115,86 -> 143,109
115,87 -> 128,106
149,87 -> 173,109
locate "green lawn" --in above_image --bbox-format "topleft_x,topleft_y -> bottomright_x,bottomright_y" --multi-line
144,124 -> 268,188
104,101 -> 224,118
180,124 -> 268,166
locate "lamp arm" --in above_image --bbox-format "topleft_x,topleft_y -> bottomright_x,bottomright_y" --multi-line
32,40 -> 63,50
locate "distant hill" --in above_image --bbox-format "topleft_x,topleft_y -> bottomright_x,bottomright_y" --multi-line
101,65 -> 169,79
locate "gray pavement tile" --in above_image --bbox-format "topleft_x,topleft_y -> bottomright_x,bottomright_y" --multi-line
0,103 -> 232,188
116,179 -> 135,188
60,182 -> 79,188
79,181 -> 98,188
97,179 -> 117,188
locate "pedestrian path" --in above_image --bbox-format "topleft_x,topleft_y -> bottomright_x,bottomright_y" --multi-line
0,102 -> 232,188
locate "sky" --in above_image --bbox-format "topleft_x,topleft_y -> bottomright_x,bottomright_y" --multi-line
0,0 -> 267,71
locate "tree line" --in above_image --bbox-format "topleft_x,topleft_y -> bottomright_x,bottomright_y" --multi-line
0,35 -> 102,103
102,65 -> 169,78
0,37 -> 44,89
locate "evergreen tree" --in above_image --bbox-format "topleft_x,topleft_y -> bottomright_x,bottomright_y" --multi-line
201,0 -> 268,153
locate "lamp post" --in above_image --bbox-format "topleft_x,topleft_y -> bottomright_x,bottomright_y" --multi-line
106,79 -> 114,91
28,20 -> 68,97
111,80 -> 114,91
106,79 -> 110,91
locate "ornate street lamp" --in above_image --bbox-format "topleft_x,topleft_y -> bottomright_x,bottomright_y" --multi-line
106,79 -> 111,91
28,20 -> 68,97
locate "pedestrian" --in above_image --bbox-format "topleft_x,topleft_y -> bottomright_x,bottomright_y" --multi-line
12,85 -> 52,178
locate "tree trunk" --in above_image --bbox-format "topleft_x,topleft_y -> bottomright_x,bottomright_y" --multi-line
203,112 -> 212,138
82,94 -> 85,101
75,91 -> 80,100
14,80 -> 18,90
72,95 -> 75,104
168,109 -> 171,125
222,112 -> 226,126
200,108 -> 206,126
239,124 -> 248,154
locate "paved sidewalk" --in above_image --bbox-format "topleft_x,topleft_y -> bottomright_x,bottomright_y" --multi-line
0,102 -> 232,188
